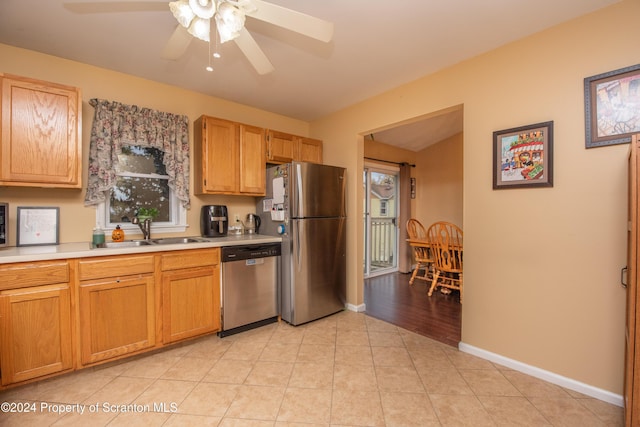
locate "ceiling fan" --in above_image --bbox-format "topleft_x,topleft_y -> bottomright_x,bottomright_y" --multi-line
65,1 -> 334,75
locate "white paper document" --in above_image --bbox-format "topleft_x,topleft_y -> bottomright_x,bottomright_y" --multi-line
273,177 -> 285,204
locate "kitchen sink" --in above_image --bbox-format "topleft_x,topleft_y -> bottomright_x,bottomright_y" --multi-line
149,237 -> 209,245
93,240 -> 153,249
92,236 -> 209,249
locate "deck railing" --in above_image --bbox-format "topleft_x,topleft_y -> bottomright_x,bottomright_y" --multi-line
370,217 -> 396,268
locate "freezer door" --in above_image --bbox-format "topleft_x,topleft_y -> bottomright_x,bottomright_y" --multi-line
282,217 -> 346,325
290,162 -> 346,218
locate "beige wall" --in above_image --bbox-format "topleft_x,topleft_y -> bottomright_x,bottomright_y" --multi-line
0,44 -> 309,245
313,0 -> 639,396
414,133 -> 464,228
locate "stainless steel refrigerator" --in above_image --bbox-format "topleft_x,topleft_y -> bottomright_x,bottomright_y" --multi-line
257,162 -> 346,325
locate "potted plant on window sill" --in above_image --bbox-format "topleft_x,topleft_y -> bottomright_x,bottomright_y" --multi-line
136,207 -> 159,222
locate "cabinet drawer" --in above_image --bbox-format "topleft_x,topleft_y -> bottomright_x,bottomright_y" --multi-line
78,255 -> 155,281
0,261 -> 69,291
161,248 -> 220,271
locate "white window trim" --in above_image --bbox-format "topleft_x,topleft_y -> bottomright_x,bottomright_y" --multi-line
95,184 -> 188,236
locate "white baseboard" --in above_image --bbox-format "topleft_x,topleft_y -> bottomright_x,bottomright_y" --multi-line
346,302 -> 366,312
458,342 -> 623,407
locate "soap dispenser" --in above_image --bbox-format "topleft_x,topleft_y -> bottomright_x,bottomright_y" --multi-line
92,227 -> 105,245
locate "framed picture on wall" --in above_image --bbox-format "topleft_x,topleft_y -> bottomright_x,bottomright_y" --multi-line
493,121 -> 554,190
16,207 -> 60,246
584,63 -> 640,148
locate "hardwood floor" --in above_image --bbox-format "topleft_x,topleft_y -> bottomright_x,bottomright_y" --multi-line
364,271 -> 461,347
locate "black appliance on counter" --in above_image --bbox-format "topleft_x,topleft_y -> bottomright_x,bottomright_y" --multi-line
201,205 -> 228,237
0,203 -> 6,247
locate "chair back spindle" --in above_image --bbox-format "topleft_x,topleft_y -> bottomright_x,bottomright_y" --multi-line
426,221 -> 463,303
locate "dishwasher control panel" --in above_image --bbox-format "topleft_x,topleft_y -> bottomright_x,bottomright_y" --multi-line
221,243 -> 282,262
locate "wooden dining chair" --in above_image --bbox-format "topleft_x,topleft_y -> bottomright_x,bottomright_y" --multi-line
426,221 -> 463,303
406,219 -> 433,285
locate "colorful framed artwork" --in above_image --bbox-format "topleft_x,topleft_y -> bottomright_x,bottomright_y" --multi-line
16,207 -> 60,246
584,63 -> 640,148
493,121 -> 554,190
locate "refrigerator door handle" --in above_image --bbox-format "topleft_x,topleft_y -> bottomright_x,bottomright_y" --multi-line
295,221 -> 303,271
295,163 -> 304,217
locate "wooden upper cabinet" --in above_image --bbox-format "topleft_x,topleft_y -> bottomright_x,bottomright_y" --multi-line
240,124 -> 266,194
266,130 -> 297,163
267,130 -> 323,164
0,74 -> 82,188
194,116 -> 238,194
297,137 -> 323,164
194,115 -> 265,196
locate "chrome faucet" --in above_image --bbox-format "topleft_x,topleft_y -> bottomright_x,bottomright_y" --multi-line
132,216 -> 152,240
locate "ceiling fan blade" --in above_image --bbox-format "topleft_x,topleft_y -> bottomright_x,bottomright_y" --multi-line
234,27 -> 275,75
161,25 -> 193,60
63,1 -> 169,14
247,0 -> 333,43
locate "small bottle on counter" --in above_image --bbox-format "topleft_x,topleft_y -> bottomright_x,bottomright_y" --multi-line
92,227 -> 105,245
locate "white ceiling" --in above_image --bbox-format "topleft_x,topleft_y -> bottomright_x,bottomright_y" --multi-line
0,0 -> 620,151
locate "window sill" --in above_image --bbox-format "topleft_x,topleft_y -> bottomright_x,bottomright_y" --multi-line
109,223 -> 189,237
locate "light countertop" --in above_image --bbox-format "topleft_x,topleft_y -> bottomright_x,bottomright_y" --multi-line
0,234 -> 282,264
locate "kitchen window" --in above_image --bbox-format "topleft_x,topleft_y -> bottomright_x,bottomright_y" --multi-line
95,146 -> 187,234
85,99 -> 190,235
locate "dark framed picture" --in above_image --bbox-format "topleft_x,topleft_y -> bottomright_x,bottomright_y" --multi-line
493,121 -> 554,190
17,207 -> 60,246
584,63 -> 640,148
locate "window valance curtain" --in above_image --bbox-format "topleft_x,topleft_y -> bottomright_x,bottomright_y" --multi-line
84,98 -> 191,208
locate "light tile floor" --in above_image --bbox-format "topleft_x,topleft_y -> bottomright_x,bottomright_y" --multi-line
0,311 -> 624,426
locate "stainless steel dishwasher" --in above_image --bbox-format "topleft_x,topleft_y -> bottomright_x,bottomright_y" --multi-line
219,243 -> 281,337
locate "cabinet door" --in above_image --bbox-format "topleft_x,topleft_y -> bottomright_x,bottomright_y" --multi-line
195,117 -> 239,194
162,265 -> 220,343
626,134 -> 640,426
0,75 -> 81,188
267,130 -> 296,163
297,137 -> 323,164
0,284 -> 73,385
79,275 -> 155,365
239,124 -> 266,195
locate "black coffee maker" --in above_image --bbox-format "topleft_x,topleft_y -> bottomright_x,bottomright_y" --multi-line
201,205 -> 228,237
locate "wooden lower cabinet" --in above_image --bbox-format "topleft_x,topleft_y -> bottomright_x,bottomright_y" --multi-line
162,266 -> 220,343
0,284 -> 73,385
0,248 -> 221,387
79,275 -> 155,365
161,248 -> 221,343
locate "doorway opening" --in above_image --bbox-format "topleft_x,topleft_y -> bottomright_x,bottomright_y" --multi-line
361,105 -> 463,345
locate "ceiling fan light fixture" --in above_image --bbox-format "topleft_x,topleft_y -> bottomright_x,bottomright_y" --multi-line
169,1 -> 195,28
216,2 -> 245,43
188,17 -> 210,42
188,0 -> 216,19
